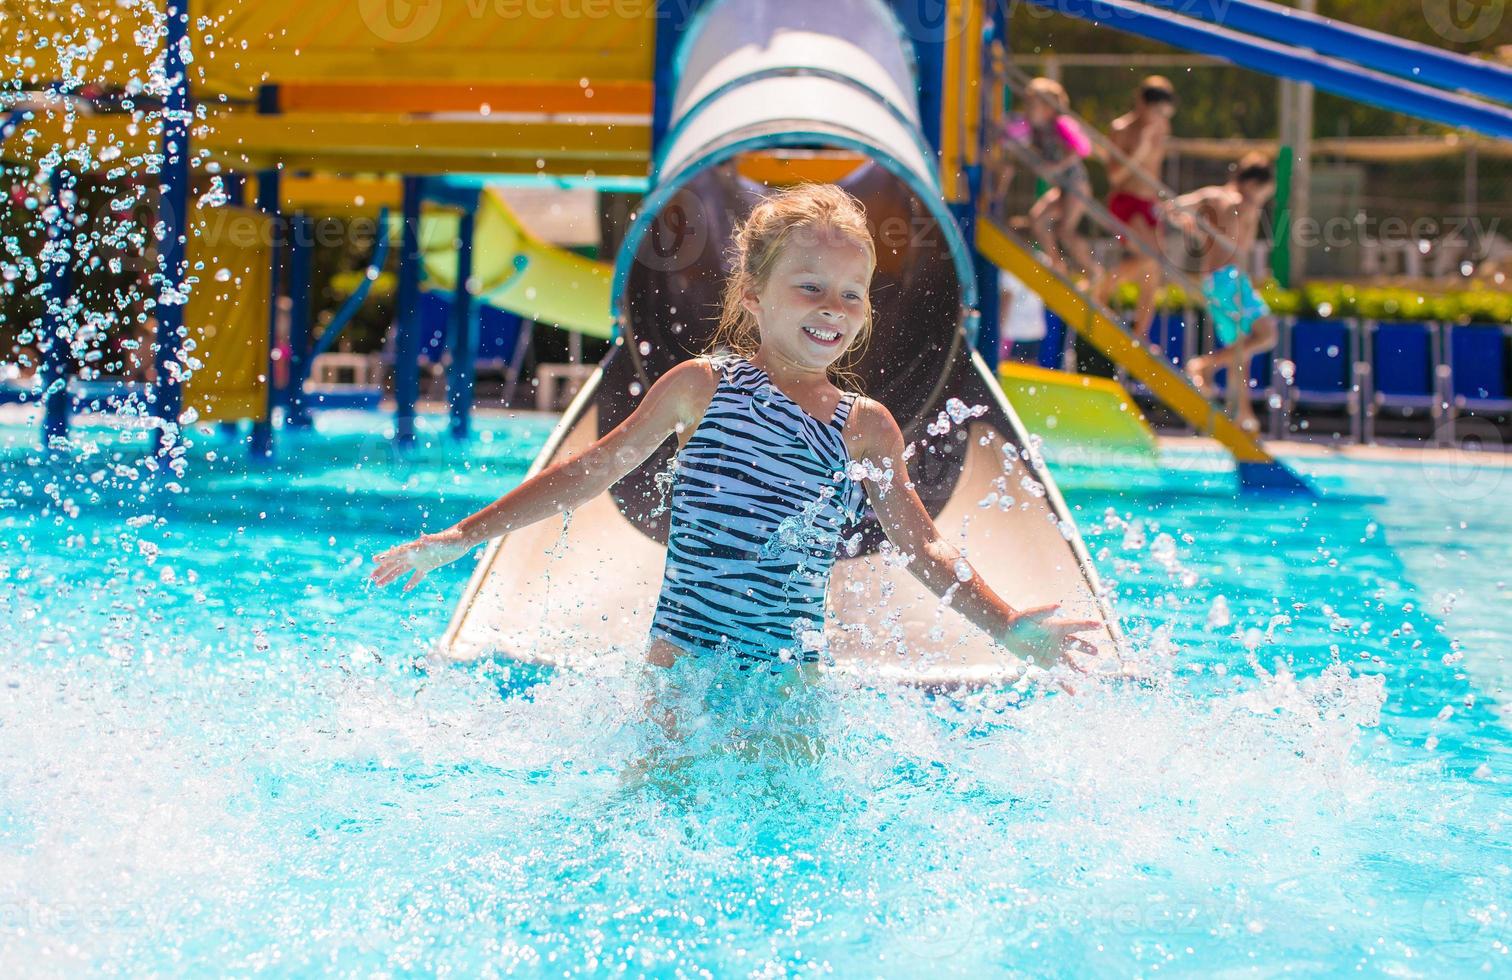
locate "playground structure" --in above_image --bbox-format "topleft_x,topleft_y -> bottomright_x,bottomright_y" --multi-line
4,0 -> 1509,679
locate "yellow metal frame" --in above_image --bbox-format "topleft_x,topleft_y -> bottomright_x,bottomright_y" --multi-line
182,206 -> 275,421
1,110 -> 651,178
939,0 -> 982,203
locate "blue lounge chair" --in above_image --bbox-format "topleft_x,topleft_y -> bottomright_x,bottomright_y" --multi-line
1281,317 -> 1363,441
1148,311 -> 1188,367
1444,323 -> 1512,441
1117,310 -> 1196,433
1365,320 -> 1444,444
1213,350 -> 1276,402
1039,310 -> 1069,370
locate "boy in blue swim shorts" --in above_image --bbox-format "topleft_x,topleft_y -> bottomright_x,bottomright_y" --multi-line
1202,263 -> 1270,347
1167,153 -> 1279,433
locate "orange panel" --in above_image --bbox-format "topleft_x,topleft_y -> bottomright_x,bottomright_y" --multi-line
735,151 -> 869,187
276,80 -> 653,116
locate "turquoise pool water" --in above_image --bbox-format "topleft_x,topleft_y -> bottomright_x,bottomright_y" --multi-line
1,410 -> 1507,975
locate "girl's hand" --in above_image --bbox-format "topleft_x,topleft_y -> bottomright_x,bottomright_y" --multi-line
999,604 -> 1102,669
370,529 -> 471,591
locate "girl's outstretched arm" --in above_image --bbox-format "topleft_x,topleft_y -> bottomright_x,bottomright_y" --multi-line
846,397 -> 1101,668
371,358 -> 717,590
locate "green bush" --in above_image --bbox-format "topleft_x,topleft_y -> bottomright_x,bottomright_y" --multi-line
1108,278 -> 1512,325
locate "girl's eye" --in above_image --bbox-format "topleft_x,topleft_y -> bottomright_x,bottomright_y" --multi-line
799,284 -> 820,293
843,292 -> 861,302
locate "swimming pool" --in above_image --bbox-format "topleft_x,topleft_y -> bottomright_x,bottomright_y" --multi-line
2,410 -> 1507,974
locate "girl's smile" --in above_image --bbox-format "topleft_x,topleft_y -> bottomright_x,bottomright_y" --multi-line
743,234 -> 871,372
800,323 -> 843,346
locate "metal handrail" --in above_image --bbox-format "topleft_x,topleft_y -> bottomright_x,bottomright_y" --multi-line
991,135 -> 1209,303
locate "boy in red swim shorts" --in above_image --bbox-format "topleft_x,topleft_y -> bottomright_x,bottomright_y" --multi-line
1099,77 -> 1176,344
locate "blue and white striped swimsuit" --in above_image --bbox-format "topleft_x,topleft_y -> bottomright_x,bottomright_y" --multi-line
648,355 -> 865,668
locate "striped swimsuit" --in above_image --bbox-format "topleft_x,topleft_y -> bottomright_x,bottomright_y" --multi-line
648,355 -> 865,668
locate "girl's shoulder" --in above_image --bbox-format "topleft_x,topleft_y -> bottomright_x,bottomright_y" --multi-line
838,394 -> 899,453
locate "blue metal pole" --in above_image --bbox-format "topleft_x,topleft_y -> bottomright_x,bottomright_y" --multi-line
219,172 -> 247,441
963,208 -> 1001,371
284,212 -> 314,429
249,166 -> 281,458
651,0 -> 699,151
969,8 -> 1000,369
904,0 -> 946,158
151,0 -> 190,452
41,168 -> 73,444
447,202 -> 479,440
394,176 -> 423,448
907,1 -> 983,361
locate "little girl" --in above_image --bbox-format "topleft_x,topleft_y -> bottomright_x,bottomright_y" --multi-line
1012,77 -> 1097,288
371,184 -> 1098,676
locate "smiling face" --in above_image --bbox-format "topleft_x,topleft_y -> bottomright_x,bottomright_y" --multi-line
741,228 -> 873,373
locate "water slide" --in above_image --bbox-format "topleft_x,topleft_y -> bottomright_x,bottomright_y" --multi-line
420,187 -> 614,338
997,360 -> 1157,460
436,0 -> 1124,685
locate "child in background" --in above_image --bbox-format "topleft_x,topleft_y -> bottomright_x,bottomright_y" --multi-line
1010,77 -> 1097,289
1100,76 -> 1177,344
372,184 -> 1098,678
1166,153 -> 1280,434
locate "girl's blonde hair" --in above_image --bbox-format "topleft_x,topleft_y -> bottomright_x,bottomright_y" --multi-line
708,183 -> 876,391
1025,76 -> 1070,114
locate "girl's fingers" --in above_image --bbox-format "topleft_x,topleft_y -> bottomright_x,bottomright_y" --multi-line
403,569 -> 426,592
371,558 -> 412,587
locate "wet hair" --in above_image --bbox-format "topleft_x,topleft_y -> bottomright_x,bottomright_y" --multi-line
1138,75 -> 1176,105
709,183 -> 876,389
1235,151 -> 1275,186
1025,76 -> 1071,114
